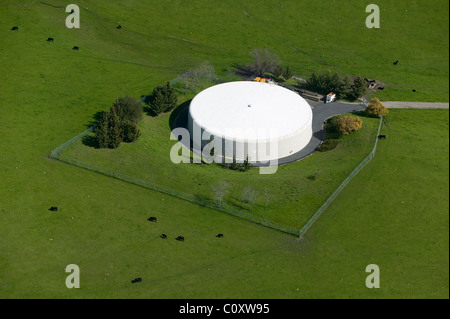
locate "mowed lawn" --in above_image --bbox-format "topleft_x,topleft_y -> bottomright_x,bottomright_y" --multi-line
0,0 -> 448,298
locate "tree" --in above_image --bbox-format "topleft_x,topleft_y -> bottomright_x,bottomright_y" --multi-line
247,48 -> 283,76
349,76 -> 368,100
335,116 -> 363,135
121,119 -> 141,143
94,106 -> 123,149
211,181 -> 230,208
94,111 -> 109,148
305,71 -> 353,99
242,186 -> 258,211
106,106 -> 123,148
147,82 -> 178,116
365,97 -> 389,117
181,61 -> 217,91
112,96 -> 143,123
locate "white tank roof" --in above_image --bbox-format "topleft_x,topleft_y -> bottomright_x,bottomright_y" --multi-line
189,81 -> 312,141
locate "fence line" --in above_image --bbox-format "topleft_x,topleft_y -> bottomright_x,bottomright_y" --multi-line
49,116 -> 383,238
298,116 -> 384,238
50,129 -> 300,236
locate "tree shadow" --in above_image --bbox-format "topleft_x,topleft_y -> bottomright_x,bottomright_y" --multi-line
234,64 -> 255,80
84,110 -> 105,129
351,110 -> 367,117
169,99 -> 192,131
81,134 -> 98,148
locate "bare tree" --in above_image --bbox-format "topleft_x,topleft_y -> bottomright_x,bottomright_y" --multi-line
247,48 -> 282,76
242,186 -> 258,211
211,180 -> 230,208
181,61 -> 217,91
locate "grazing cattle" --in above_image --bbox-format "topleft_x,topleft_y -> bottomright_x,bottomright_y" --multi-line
393,60 -> 399,65
378,135 -> 386,139
49,206 -> 58,211
147,217 -> 157,222
160,234 -> 167,239
131,278 -> 142,283
11,26 -> 18,31
116,25 -> 122,29
47,37 -> 54,42
216,233 -> 224,238
412,89 -> 416,92
72,46 -> 79,50
175,236 -> 184,242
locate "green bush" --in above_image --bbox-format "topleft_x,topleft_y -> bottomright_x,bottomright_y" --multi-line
112,96 -> 143,124
146,82 -> 178,116
95,106 -> 123,149
306,72 -> 367,100
121,119 -> 141,143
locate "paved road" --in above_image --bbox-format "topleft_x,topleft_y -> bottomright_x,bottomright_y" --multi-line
173,98 -> 450,166
172,99 -> 366,166
276,100 -> 365,166
383,101 -> 449,109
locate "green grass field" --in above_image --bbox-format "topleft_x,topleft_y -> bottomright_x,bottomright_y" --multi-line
0,0 -> 448,299
58,103 -> 380,233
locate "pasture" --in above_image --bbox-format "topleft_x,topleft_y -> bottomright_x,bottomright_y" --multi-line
0,0 -> 448,299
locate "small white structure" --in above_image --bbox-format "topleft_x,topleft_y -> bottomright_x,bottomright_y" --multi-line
188,81 -> 313,162
326,92 -> 336,103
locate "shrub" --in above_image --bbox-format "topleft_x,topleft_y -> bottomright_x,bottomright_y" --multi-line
95,111 -> 109,148
307,172 -> 320,180
349,76 -> 368,100
335,116 -> 363,135
306,71 -> 351,99
306,72 -> 368,100
95,106 -> 123,149
365,98 -> 389,117
121,119 -> 141,143
147,82 -> 178,116
112,96 -> 143,123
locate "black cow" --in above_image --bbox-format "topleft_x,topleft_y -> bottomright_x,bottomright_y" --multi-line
393,60 -> 399,65
412,89 -> 416,92
378,135 -> 386,139
131,278 -> 142,283
47,37 -> 54,42
160,234 -> 167,239
147,217 -> 157,222
49,206 -> 58,211
11,26 -> 18,31
175,236 -> 184,242
116,25 -> 122,29
216,233 -> 224,238
72,46 -> 79,50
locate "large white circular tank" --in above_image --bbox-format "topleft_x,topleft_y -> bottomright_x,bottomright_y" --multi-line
188,81 -> 312,162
